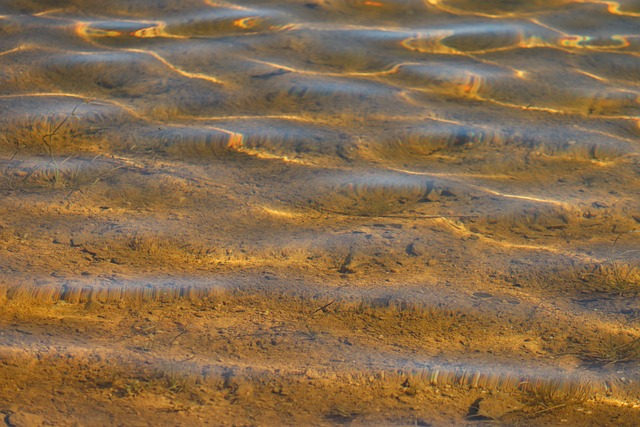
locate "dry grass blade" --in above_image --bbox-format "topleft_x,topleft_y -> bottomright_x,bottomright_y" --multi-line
603,230 -> 640,295
582,335 -> 640,367
520,378 -> 592,409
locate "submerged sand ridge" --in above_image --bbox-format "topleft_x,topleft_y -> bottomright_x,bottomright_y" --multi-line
0,0 -> 639,425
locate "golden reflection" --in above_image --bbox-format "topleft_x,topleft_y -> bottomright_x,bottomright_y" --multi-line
465,238 -> 572,255
233,17 -> 260,29
233,148 -> 319,164
132,23 -> 183,39
559,34 -> 633,50
402,32 -> 567,56
0,92 -> 96,101
202,0 -> 252,11
243,58 -> 299,73
32,9 -> 66,17
0,93 -> 151,122
436,220 -> 600,261
75,21 -> 188,40
0,45 -> 27,57
77,22 -> 150,39
406,81 -> 640,119
484,191 -> 569,206
387,167 -> 570,207
261,206 -> 309,219
401,31 -> 458,55
175,114 -> 324,124
575,0 -> 640,17
403,24 -> 636,57
388,167 -> 514,181
527,17 -> 569,37
122,48 -> 226,85
75,23 -> 117,39
423,0 -> 517,18
425,0 -> 640,19
244,57 -> 405,78
404,84 -> 568,114
162,123 -> 313,163
63,25 -> 228,86
574,69 -> 609,82
573,125 -> 640,146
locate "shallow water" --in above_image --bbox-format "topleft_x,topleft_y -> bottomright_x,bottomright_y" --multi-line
0,0 -> 639,425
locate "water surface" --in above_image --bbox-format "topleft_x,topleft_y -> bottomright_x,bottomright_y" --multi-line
0,0 -> 639,425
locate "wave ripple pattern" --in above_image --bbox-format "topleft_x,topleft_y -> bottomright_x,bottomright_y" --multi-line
0,0 -> 639,425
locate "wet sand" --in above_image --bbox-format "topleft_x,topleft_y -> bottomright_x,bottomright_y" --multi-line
0,0 -> 639,425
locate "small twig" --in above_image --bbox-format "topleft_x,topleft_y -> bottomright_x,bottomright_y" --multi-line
9,139 -> 20,161
170,329 -> 188,346
614,336 -> 640,350
89,164 -> 124,186
306,299 -> 335,320
528,403 -> 567,416
303,323 -> 317,340
20,163 -> 40,182
613,230 -> 640,247
41,103 -> 83,151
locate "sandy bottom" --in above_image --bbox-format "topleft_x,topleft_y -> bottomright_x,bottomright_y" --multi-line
0,290 -> 638,426
1,0 -> 640,425
1,192 -> 639,425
